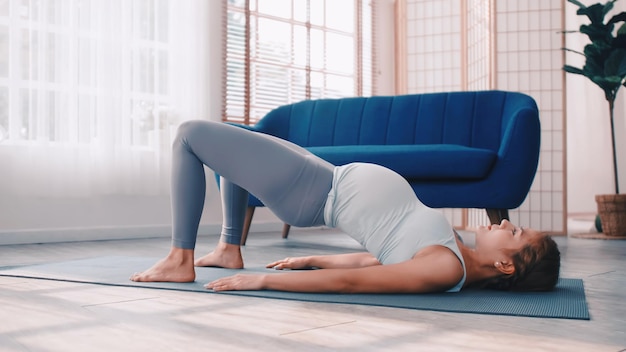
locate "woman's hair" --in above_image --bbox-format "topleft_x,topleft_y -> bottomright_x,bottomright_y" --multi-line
481,234 -> 561,291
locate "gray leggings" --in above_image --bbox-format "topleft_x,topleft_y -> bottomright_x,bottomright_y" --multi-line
171,120 -> 335,249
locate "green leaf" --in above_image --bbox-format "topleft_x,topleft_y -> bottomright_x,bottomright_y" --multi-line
592,75 -> 621,89
618,55 -> 626,77
583,42 -> 611,62
607,12 -> 626,26
577,3 -> 609,24
589,76 -> 619,100
603,76 -> 624,84
602,0 -> 616,18
614,32 -> 626,50
563,65 -> 585,75
584,60 -> 604,78
567,0 -> 587,8
605,49 -> 626,77
579,23 -> 613,41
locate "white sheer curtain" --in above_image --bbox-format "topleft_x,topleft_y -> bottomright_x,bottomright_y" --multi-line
0,0 -> 210,197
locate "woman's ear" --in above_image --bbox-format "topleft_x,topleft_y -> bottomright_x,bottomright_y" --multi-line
494,260 -> 515,275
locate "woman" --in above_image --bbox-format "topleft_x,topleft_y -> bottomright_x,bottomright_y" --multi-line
131,120 -> 560,293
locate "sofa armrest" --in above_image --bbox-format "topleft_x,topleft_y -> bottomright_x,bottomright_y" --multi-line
490,105 -> 541,206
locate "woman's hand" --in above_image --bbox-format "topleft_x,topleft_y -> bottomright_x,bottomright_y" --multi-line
205,274 -> 265,291
266,256 -> 312,270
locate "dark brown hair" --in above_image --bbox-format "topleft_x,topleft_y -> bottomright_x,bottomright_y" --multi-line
481,235 -> 561,291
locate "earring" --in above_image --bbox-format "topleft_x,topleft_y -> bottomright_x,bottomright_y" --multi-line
494,261 -> 500,267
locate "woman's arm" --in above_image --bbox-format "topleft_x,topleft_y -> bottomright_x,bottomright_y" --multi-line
206,246 -> 464,294
266,252 -> 381,270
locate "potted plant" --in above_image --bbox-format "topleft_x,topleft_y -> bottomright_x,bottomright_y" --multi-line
563,0 -> 626,236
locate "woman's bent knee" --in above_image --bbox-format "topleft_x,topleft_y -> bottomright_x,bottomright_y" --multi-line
173,120 -> 215,150
175,120 -> 203,140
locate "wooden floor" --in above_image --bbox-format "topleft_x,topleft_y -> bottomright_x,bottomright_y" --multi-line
0,224 -> 625,352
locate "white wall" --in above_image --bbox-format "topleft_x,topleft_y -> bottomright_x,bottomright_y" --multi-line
565,1 -> 626,214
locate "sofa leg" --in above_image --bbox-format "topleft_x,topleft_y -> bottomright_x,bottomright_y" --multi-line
241,206 -> 255,246
241,207 -> 291,245
486,208 -> 509,224
282,224 -> 291,239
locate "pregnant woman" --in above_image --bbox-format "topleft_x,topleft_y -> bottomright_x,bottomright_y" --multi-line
131,120 -> 560,293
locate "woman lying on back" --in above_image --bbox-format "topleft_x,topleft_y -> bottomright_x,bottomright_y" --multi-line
131,120 -> 560,293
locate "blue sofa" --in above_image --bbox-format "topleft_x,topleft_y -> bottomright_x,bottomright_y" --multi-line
222,90 -> 541,244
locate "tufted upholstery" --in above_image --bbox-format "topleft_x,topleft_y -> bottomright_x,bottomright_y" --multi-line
219,90 -> 541,243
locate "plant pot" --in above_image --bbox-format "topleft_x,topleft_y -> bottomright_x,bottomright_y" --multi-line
596,194 -> 626,237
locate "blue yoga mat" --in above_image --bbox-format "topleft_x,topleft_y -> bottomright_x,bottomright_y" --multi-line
0,256 -> 589,320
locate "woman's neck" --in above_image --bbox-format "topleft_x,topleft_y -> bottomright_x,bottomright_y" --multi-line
457,241 -> 500,287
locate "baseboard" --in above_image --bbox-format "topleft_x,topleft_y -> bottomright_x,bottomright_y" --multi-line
0,222 -> 287,245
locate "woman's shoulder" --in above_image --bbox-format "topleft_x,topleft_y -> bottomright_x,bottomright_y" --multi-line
411,245 -> 465,291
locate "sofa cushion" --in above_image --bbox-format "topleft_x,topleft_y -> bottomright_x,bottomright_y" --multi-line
306,144 -> 497,180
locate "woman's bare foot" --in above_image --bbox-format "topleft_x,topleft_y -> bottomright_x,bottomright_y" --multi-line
130,248 -> 195,282
195,242 -> 244,269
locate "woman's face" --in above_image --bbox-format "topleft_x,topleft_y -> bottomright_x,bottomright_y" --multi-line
475,219 -> 541,252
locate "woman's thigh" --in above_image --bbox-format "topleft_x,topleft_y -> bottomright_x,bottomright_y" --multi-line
178,120 -> 335,226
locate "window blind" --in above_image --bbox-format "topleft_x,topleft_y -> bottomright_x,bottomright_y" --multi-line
222,0 -> 378,125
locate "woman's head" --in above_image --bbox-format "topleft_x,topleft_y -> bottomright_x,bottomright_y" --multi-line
474,220 -> 561,291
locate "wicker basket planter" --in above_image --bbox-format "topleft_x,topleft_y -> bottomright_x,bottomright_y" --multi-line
596,194 -> 626,237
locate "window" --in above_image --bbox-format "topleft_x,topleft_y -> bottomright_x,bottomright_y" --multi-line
0,0 -> 211,196
223,0 -> 378,125
0,0 -> 175,146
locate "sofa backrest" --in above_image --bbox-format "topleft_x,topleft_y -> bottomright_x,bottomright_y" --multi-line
254,90 -> 538,152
